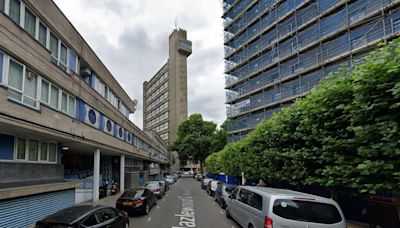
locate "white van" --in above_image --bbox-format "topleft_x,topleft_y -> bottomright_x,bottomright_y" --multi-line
225,186 -> 346,228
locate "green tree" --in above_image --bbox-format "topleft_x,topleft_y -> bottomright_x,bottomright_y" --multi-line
171,114 -> 216,174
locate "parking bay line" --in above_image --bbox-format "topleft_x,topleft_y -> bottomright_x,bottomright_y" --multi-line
147,217 -> 152,222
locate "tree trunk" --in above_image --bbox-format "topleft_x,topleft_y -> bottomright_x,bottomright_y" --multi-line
200,160 -> 204,175
330,189 -> 338,201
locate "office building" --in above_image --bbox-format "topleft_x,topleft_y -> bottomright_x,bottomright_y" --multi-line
143,29 -> 192,144
223,0 -> 400,142
0,0 -> 170,226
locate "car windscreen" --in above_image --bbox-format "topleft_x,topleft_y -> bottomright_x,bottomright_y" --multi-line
225,186 -> 235,193
145,182 -> 159,187
273,199 -> 342,224
121,190 -> 143,199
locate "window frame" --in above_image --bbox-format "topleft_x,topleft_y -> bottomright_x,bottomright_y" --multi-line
6,57 -> 39,109
14,136 -> 57,164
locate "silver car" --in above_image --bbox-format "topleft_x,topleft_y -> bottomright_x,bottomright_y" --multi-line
144,181 -> 164,198
226,186 -> 346,228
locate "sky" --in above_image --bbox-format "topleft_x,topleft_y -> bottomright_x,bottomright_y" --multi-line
53,0 -> 226,129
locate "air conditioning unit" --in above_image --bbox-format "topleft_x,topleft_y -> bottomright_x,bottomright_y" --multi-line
81,68 -> 91,77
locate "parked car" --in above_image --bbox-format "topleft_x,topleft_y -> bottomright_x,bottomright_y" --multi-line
116,187 -> 157,215
215,183 -> 236,209
225,186 -> 346,228
159,180 -> 169,192
182,171 -> 193,178
166,177 -> 175,185
144,181 -> 164,198
35,205 -> 129,228
206,180 -> 220,196
201,178 -> 212,190
195,173 -> 203,181
166,175 -> 177,182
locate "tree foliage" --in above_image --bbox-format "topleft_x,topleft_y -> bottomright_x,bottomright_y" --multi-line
206,39 -> 400,194
171,114 -> 227,174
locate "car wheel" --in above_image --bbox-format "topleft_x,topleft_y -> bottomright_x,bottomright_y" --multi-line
248,224 -> 254,228
144,203 -> 150,215
220,200 -> 225,209
225,207 -> 231,219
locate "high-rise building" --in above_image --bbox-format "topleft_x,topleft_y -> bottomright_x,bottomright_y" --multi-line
223,0 -> 400,142
143,29 -> 192,144
0,0 -> 170,226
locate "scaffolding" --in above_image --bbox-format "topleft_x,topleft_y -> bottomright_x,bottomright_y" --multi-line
224,0 -> 400,140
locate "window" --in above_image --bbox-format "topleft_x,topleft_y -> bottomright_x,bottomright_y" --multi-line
69,51 -> 78,74
38,23 -> 47,47
17,138 -> 26,160
9,0 -> 20,25
60,43 -> 68,71
7,59 -> 38,108
68,96 -> 75,117
48,143 -> 56,162
50,85 -> 59,109
50,33 -> 59,64
28,139 -> 39,161
97,208 -> 118,223
41,79 -> 49,103
82,213 -> 100,226
23,70 -> 37,107
0,0 -> 4,12
248,192 -> 263,211
24,8 -> 36,37
273,199 -> 342,224
61,92 -> 68,112
40,143 -> 48,161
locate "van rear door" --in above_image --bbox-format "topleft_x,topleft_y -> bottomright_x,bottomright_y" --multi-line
270,198 -> 346,228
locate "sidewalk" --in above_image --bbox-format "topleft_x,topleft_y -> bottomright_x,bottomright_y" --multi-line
79,193 -> 121,206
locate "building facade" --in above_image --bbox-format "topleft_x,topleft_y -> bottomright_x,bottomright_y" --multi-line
224,0 -> 400,142
143,29 -> 192,145
0,0 -> 170,226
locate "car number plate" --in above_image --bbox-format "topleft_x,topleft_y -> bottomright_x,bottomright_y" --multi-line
123,202 -> 133,206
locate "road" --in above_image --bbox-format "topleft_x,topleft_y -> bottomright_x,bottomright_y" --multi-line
97,177 -> 240,228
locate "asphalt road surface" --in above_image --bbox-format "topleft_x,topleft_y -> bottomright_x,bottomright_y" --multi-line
125,178 -> 239,228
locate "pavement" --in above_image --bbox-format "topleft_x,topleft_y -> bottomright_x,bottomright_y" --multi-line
93,178 -> 240,228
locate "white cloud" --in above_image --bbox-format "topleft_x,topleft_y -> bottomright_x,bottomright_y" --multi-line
54,0 -> 226,127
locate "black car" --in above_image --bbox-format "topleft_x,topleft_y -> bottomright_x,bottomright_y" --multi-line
116,187 -> 157,215
35,205 -> 129,228
215,183 -> 236,209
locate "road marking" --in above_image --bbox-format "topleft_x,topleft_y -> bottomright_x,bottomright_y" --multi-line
157,206 -> 160,209
162,199 -> 166,202
219,210 -> 224,215
147,217 -> 151,222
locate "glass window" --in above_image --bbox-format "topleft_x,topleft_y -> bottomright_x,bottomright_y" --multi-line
41,80 -> 49,103
24,8 -> 36,37
69,51 -> 77,73
273,199 -> 342,224
60,43 -> 67,71
50,33 -> 58,63
23,70 -> 37,107
9,0 -> 21,25
40,142 -> 48,161
0,0 -> 4,12
17,138 -> 26,160
97,208 -> 118,223
38,23 -> 47,47
8,60 -> 23,91
68,96 -> 75,117
61,92 -> 67,112
82,213 -> 100,226
50,85 -> 59,109
28,140 -> 39,161
48,143 -> 56,162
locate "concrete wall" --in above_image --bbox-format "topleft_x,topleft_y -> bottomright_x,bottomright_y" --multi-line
0,162 -> 63,186
75,189 -> 93,204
